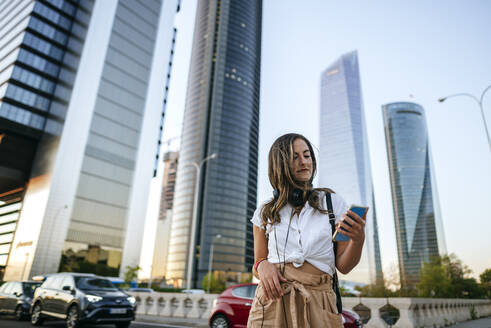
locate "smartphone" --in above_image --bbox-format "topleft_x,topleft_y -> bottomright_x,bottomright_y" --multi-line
332,205 -> 368,242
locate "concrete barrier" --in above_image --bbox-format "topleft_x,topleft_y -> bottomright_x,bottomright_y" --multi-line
128,292 -> 491,328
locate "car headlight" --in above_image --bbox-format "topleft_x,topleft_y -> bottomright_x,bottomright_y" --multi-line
86,295 -> 103,303
127,296 -> 136,305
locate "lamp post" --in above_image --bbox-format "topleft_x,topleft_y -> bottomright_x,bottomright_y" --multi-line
185,153 -> 217,290
207,234 -> 222,293
439,84 -> 491,150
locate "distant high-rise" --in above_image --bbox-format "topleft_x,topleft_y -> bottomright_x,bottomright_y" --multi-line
319,51 -> 383,285
383,102 -> 446,289
151,151 -> 178,280
0,0 -> 178,280
166,0 -> 262,288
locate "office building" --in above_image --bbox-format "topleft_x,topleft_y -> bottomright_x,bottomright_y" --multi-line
151,151 -> 178,280
319,51 -> 384,285
0,0 -> 178,280
166,0 -> 262,288
383,102 -> 446,288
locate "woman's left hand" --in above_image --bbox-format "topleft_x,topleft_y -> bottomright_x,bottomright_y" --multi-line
337,209 -> 367,244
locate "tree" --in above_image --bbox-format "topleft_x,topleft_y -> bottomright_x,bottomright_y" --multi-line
418,254 -> 484,298
202,272 -> 226,294
124,265 -> 141,283
418,256 -> 453,297
355,283 -> 398,297
479,269 -> 491,299
240,273 -> 253,284
480,269 -> 491,283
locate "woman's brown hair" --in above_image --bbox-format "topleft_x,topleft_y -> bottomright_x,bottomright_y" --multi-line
260,133 -> 333,229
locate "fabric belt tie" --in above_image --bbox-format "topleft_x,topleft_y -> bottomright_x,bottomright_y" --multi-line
281,276 -> 333,328
282,280 -> 312,327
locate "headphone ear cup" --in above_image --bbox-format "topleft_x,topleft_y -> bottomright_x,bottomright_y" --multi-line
289,189 -> 313,206
273,189 -> 279,201
290,189 -> 303,206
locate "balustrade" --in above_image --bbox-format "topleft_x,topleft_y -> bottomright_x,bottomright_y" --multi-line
129,292 -> 491,327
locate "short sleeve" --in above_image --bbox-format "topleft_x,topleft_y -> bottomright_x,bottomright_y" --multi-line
331,193 -> 349,224
250,206 -> 265,230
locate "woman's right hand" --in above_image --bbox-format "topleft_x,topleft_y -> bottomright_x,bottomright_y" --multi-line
257,260 -> 287,300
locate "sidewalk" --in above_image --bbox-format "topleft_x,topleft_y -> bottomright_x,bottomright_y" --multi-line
448,317 -> 491,328
136,314 -> 209,327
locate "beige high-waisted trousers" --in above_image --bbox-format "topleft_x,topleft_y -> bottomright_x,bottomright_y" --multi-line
247,264 -> 343,328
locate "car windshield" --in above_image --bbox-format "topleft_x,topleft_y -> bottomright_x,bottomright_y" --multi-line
23,282 -> 41,297
75,277 -> 117,291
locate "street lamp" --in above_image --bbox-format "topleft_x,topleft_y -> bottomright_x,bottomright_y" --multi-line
438,84 -> 491,150
185,153 -> 217,290
207,234 -> 222,293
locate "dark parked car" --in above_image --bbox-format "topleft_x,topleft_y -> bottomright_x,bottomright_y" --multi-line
208,283 -> 362,328
0,280 -> 41,320
30,273 -> 136,328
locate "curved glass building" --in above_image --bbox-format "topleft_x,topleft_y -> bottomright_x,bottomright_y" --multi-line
383,102 -> 446,289
319,51 -> 383,285
166,0 -> 262,287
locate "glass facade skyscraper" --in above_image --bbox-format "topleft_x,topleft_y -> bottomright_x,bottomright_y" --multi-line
166,0 -> 262,288
383,102 -> 446,289
319,51 -> 383,285
0,0 -> 178,280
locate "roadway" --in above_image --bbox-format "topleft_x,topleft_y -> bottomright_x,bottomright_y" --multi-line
0,315 -> 203,328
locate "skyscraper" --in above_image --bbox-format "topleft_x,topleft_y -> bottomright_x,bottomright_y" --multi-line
0,0 -> 178,280
151,151 -> 178,280
166,0 -> 262,288
319,51 -> 383,285
383,102 -> 446,289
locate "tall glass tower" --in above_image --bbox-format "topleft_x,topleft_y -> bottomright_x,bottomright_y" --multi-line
0,0 -> 178,280
383,102 -> 446,289
166,0 -> 262,288
319,51 -> 383,285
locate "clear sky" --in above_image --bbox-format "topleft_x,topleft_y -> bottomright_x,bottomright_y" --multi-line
140,0 -> 491,281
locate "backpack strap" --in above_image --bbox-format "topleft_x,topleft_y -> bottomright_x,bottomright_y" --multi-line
325,191 -> 343,314
326,192 -> 337,249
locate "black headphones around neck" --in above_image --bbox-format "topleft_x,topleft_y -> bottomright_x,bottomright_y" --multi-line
273,188 -> 313,207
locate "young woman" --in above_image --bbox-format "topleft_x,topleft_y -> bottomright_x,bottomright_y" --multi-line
247,133 -> 367,328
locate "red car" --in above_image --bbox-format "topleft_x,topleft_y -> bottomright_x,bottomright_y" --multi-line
209,283 -> 362,327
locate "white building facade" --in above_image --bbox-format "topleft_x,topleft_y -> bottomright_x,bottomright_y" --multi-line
1,0 -> 178,280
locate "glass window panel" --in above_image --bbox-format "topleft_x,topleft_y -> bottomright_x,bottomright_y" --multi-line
0,244 -> 11,254
33,2 -> 71,29
0,222 -> 16,234
0,233 -> 14,244
231,285 -> 249,298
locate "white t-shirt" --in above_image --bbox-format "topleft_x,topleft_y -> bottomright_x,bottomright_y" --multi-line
250,191 -> 349,276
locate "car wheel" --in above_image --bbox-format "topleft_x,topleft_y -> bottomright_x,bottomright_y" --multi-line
66,305 -> 79,328
31,303 -> 44,326
15,305 -> 24,321
115,322 -> 131,328
211,314 -> 230,328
